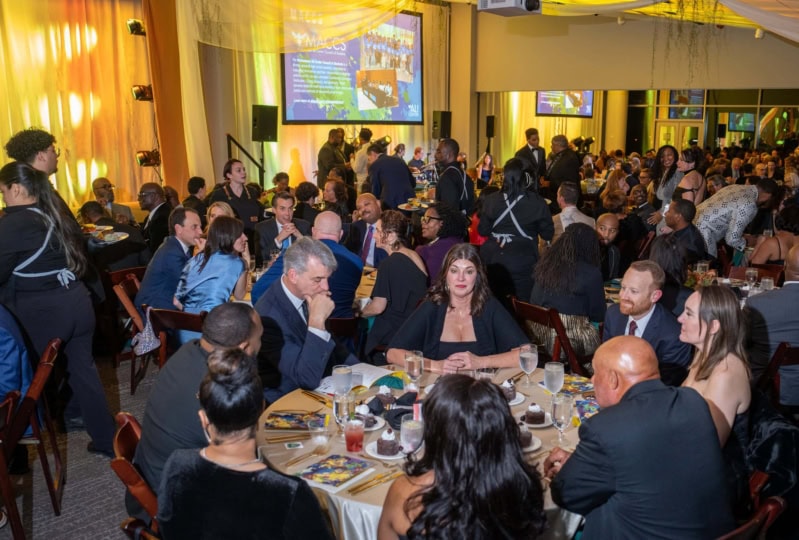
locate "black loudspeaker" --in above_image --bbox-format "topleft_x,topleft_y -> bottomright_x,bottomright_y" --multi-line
486,116 -> 495,139
252,105 -> 278,142
432,110 -> 451,139
717,124 -> 727,138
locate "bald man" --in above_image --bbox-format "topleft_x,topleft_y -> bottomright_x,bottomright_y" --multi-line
92,176 -> 135,224
596,213 -> 620,281
344,193 -> 387,267
747,245 -> 799,405
545,336 -> 734,539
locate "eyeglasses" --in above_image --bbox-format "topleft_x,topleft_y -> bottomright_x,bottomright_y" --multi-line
421,215 -> 443,224
137,192 -> 156,199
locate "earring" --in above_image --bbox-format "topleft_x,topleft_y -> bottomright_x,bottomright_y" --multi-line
204,425 -> 213,444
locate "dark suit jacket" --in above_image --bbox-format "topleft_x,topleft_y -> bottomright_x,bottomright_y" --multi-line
181,195 -> 208,229
369,154 -> 415,209
603,303 -> 693,385
343,220 -> 387,267
254,280 -> 356,403
552,380 -> 734,539
89,217 -> 149,271
546,148 -> 581,194
135,236 -> 189,313
514,144 -> 546,191
254,217 -> 311,266
320,239 -> 363,318
142,203 -> 171,254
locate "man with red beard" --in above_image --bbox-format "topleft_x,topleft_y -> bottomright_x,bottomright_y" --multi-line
601,260 -> 692,386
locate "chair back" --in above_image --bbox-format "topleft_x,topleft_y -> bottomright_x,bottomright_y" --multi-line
107,266 -> 147,287
728,265 -> 784,285
748,470 -> 769,511
717,243 -> 732,277
716,496 -> 785,540
757,342 -> 799,410
148,308 -> 207,367
110,412 -> 159,529
636,230 -> 656,260
114,276 -> 145,333
0,391 -> 23,539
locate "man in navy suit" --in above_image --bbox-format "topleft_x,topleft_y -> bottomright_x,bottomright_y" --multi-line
135,207 -> 203,313
368,143 -> 416,209
602,260 -> 692,386
514,127 -> 546,192
254,191 -> 311,266
345,193 -> 387,268
254,238 -> 357,403
545,336 -> 734,539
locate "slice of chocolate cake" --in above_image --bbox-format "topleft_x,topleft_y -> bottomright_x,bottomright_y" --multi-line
377,428 -> 400,456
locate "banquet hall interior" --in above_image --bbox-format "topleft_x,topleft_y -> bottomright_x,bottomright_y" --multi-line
1,0 -> 799,538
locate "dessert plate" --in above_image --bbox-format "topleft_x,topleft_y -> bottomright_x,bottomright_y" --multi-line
365,440 -> 405,460
525,412 -> 553,429
507,392 -> 525,406
362,416 -> 386,432
522,436 -> 542,453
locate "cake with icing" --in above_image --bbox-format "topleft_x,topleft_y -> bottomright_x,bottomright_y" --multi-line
499,379 -> 516,402
374,385 -> 396,407
377,428 -> 400,455
523,403 -> 545,424
519,423 -> 533,447
354,404 -> 377,428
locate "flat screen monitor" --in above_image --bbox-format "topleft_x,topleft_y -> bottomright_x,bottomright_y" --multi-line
728,112 -> 755,132
536,91 -> 594,118
281,11 -> 423,124
668,89 -> 704,120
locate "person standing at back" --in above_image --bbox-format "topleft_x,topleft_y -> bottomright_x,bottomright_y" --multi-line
435,138 -> 474,216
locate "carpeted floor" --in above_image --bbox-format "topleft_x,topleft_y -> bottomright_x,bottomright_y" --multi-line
0,354 -> 157,539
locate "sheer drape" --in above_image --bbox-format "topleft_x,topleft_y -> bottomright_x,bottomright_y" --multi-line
0,1 -> 157,208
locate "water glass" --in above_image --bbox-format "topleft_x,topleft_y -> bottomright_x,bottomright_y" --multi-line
344,419 -> 365,452
760,277 -> 774,291
763,229 -> 773,238
400,413 -> 424,453
332,392 -> 353,439
519,344 -> 538,388
404,350 -> 424,391
332,365 -> 353,395
695,261 -> 709,275
745,267 -> 759,287
476,367 -> 496,381
544,362 -> 565,397
551,394 -> 573,446
307,419 -> 331,448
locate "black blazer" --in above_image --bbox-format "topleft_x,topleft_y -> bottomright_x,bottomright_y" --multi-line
515,144 -> 546,190
142,203 -> 171,254
254,217 -> 311,265
343,220 -> 387,267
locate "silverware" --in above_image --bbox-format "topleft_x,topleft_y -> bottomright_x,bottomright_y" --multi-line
285,445 -> 327,467
511,371 -> 526,383
349,470 -> 404,495
301,390 -> 333,408
269,407 -> 323,414
265,433 -> 310,444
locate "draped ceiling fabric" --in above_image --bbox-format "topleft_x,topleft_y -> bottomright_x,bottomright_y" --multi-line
0,1 -> 157,209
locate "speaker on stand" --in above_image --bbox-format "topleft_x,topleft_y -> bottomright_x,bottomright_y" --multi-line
252,105 -> 278,188
485,115 -> 495,154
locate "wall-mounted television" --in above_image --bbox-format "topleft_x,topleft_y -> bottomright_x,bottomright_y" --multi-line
728,112 -> 755,132
668,89 -> 704,120
281,11 -> 423,124
536,91 -> 594,118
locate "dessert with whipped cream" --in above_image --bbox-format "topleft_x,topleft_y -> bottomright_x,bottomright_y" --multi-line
499,379 -> 516,402
377,428 -> 400,455
523,403 -> 545,424
373,385 -> 396,407
354,404 -> 377,428
518,423 -> 533,447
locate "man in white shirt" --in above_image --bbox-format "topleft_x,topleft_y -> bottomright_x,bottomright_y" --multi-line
353,127 -> 372,190
552,181 -> 595,243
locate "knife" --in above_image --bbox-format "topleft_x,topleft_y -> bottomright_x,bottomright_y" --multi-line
350,470 -> 404,495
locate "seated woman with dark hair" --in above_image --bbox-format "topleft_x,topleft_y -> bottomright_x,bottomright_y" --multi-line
326,166 -> 357,214
387,244 -> 527,374
415,202 -> 466,281
158,349 -> 333,539
749,205 -> 799,265
361,210 -> 428,357
649,233 -> 693,317
323,176 -> 351,221
293,181 -> 321,225
529,222 -> 605,358
378,374 -> 545,539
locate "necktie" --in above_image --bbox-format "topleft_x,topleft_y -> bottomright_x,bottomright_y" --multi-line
300,301 -> 309,323
361,225 -> 374,263
281,237 -> 290,251
628,320 -> 638,336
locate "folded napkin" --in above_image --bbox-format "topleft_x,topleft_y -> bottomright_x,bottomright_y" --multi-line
366,391 -> 418,416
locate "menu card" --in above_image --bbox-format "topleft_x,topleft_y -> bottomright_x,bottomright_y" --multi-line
297,454 -> 373,493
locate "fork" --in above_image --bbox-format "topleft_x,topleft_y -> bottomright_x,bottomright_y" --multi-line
285,445 -> 327,467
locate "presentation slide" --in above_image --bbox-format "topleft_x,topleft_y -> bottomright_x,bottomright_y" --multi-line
728,112 -> 755,132
536,91 -> 594,118
668,89 -> 704,120
282,12 -> 423,124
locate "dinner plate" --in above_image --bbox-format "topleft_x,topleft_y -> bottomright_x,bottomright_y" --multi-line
522,435 -> 542,453
97,232 -> 129,244
507,392 -> 525,406
362,416 -> 386,432
397,203 -> 427,211
524,412 -> 553,429
364,440 -> 405,460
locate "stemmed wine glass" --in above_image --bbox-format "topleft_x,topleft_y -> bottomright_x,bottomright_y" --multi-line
551,394 -> 573,446
404,351 -> 424,391
332,365 -> 353,439
544,362 -> 564,408
745,267 -> 758,288
518,343 -> 537,388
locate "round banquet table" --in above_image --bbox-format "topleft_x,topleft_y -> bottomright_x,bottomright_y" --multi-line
257,367 -> 584,540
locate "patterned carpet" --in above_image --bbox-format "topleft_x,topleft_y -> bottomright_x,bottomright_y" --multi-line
0,354 -> 157,539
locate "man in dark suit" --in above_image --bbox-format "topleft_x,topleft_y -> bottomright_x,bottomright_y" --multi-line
254,191 -> 311,266
368,143 -> 415,209
181,176 -> 208,229
345,193 -> 387,268
135,207 -> 202,313
138,182 -> 171,254
317,128 -> 348,188
254,238 -> 357,403
631,184 -> 656,231
434,138 -> 474,216
544,134 -> 581,201
545,336 -> 734,539
602,260 -> 692,385
514,127 -> 546,193
747,246 -> 799,405
665,198 -> 707,265
92,177 -> 135,225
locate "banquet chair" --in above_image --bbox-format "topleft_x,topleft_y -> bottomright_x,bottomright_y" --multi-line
636,230 -> 656,260
728,265 -> 784,285
748,470 -> 769,511
0,391 -> 24,539
113,276 -> 150,394
752,263 -> 786,286
148,308 -> 207,368
756,342 -> 799,413
716,496 -> 785,540
326,317 -> 360,357
716,243 -> 733,277
120,517 -> 160,540
6,338 -> 65,516
510,298 -> 592,378
103,266 -> 147,365
111,412 -> 159,533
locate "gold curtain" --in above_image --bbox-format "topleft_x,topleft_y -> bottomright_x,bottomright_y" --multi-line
0,0 -> 157,209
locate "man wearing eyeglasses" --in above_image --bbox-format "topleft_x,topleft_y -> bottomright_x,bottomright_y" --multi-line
138,182 -> 170,254
92,177 -> 134,225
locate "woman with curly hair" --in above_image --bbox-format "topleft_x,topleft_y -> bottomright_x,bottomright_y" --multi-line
388,243 -> 527,373
749,204 -> 799,264
416,202 -> 466,281
530,222 -> 605,359
377,374 -> 545,539
646,144 -> 684,227
361,210 -> 428,357
293,181 -> 321,224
